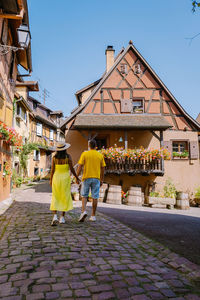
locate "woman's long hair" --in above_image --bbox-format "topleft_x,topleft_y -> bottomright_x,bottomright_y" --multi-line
55,150 -> 69,159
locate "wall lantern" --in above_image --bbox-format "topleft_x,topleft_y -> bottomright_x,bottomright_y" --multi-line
17,24 -> 31,49
0,24 -> 31,56
119,137 -> 123,142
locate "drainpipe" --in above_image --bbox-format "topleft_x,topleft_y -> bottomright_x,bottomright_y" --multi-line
125,131 -> 128,149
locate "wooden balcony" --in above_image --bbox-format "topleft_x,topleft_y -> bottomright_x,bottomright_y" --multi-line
31,135 -> 56,151
104,157 -> 164,176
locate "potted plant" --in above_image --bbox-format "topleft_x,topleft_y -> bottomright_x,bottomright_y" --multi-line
15,176 -> 23,187
121,190 -> 128,204
146,178 -> 176,209
194,187 -> 200,206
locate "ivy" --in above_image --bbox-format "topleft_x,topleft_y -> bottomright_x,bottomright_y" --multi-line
19,142 -> 39,177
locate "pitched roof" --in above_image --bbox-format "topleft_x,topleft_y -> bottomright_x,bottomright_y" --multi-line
73,114 -> 172,130
33,114 -> 57,128
196,113 -> 200,124
16,81 -> 39,91
50,111 -> 64,116
75,79 -> 101,105
61,42 -> 200,131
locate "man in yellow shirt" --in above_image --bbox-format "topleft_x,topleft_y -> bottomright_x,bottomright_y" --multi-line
77,139 -> 106,222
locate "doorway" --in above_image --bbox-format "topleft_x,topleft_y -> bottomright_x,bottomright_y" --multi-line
95,138 -> 107,150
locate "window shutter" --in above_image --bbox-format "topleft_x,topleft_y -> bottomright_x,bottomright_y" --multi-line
163,141 -> 172,154
33,150 -> 36,160
121,99 -> 132,113
189,141 -> 199,160
36,123 -> 42,136
50,129 -> 54,141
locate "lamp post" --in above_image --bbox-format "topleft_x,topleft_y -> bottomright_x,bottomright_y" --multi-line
0,24 -> 31,55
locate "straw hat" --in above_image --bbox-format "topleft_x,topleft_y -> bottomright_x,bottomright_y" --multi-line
55,142 -> 71,151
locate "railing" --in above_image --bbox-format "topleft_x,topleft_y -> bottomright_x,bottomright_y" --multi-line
104,157 -> 164,176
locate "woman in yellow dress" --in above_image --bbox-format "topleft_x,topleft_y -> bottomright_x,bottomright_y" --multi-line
50,142 -> 80,226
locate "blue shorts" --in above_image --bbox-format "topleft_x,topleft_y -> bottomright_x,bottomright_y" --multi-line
81,178 -> 100,199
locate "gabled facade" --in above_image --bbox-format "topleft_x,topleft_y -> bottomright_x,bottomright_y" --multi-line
61,41 -> 200,194
28,97 -> 65,178
0,0 -> 32,202
13,91 -> 33,175
16,80 -> 65,178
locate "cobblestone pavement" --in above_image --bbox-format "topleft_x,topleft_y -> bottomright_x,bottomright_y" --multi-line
0,183 -> 200,299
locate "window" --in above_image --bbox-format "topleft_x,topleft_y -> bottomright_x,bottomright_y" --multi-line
34,150 -> 40,161
21,107 -> 26,121
132,100 -> 143,113
16,104 -> 21,116
36,123 -> 42,136
134,63 -> 141,74
172,141 -> 189,158
172,141 -> 188,153
50,129 -> 54,141
24,112 -> 27,124
120,64 -> 127,74
34,167 -> 39,176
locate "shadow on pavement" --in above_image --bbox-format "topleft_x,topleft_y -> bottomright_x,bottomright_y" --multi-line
98,206 -> 200,266
23,181 -> 52,193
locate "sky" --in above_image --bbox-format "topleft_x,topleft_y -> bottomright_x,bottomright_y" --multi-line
27,0 -> 200,119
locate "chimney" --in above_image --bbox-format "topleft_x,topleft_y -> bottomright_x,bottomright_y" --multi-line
105,45 -> 115,72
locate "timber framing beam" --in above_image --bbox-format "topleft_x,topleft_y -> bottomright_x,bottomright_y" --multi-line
79,130 -> 98,141
151,130 -> 164,147
0,8 -> 24,20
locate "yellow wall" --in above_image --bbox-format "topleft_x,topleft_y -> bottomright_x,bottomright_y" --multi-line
0,19 -> 17,202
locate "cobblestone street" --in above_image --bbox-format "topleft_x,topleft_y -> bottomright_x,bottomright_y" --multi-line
0,183 -> 200,299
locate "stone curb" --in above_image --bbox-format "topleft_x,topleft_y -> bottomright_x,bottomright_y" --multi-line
0,196 -> 13,215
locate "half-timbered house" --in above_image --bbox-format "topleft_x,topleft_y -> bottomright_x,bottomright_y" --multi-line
61,41 -> 200,194
0,0 -> 32,202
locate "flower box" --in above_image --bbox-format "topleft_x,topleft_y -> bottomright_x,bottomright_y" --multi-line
146,196 -> 175,209
0,121 -> 22,149
172,151 -> 189,160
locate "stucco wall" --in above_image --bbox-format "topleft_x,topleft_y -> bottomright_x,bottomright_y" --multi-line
29,149 -> 47,178
65,130 -> 88,165
66,129 -> 200,194
0,18 -> 16,202
0,141 -> 11,202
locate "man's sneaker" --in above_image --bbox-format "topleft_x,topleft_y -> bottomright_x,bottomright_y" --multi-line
51,214 -> 59,226
89,216 -> 96,222
78,211 -> 87,222
59,216 -> 65,224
